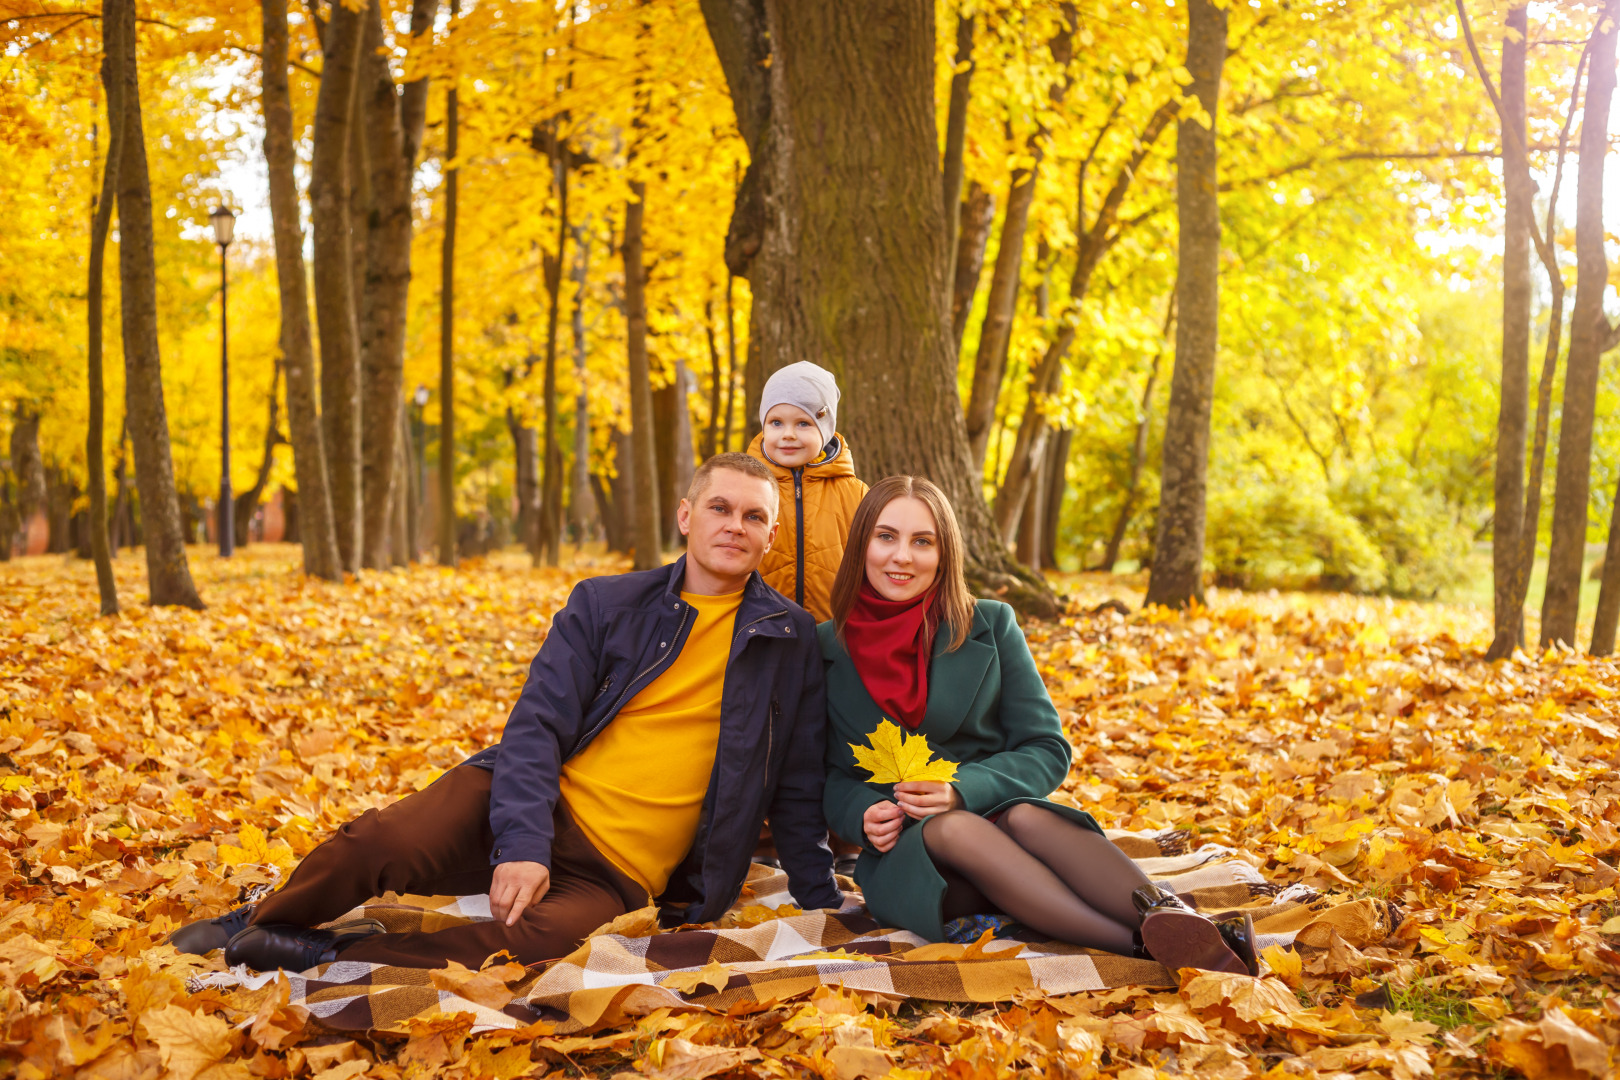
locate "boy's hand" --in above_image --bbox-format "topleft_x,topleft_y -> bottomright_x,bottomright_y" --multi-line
894,781 -> 961,820
490,861 -> 550,926
862,801 -> 904,852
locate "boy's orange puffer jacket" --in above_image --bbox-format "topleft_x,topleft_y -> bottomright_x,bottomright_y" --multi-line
747,431 -> 868,622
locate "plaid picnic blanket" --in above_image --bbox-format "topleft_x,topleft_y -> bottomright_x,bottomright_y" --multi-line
194,828 -> 1399,1034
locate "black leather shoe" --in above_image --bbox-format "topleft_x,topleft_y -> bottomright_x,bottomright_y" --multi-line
1217,911 -> 1259,977
1132,884 -> 1248,976
223,919 -> 386,972
168,903 -> 257,955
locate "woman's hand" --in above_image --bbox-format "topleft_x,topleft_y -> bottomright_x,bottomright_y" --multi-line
862,801 -> 904,853
893,781 -> 962,820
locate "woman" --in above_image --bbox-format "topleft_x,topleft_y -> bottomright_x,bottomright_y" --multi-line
819,476 -> 1255,974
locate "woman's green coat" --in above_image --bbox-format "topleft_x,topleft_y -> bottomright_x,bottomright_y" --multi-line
819,599 -> 1101,942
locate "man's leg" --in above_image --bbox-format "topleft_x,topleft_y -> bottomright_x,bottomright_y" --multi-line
333,801 -> 648,968
250,765 -> 498,930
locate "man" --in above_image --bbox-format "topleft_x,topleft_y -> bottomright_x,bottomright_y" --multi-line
170,453 -> 840,970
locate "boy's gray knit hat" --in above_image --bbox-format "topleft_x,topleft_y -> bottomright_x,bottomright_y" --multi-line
759,361 -> 840,448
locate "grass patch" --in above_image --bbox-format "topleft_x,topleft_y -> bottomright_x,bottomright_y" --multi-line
1388,981 -> 1483,1031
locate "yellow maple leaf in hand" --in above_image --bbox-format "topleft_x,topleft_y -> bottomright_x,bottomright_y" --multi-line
849,720 -> 958,784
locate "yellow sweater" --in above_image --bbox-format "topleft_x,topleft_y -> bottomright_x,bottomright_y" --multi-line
557,588 -> 742,896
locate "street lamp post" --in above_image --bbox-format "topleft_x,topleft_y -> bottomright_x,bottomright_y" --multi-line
210,205 -> 236,557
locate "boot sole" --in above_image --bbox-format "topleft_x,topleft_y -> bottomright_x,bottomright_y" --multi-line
1140,910 -> 1248,975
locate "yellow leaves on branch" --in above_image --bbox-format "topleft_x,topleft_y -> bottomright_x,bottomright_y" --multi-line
848,720 -> 958,785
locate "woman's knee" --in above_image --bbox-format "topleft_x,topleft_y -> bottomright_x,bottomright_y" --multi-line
996,801 -> 1056,843
922,809 -> 994,851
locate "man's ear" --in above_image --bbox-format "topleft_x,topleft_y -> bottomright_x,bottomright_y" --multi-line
763,518 -> 779,552
676,498 -> 692,537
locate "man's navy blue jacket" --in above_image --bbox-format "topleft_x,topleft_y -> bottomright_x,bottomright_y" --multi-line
462,556 -> 841,925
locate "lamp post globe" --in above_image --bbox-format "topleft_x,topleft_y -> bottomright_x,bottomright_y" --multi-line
212,205 -> 236,556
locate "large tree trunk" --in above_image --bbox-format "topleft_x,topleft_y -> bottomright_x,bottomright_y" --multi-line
1144,0 -> 1226,609
357,0 -> 438,570
963,168 -> 1037,473
311,1 -> 367,574
700,0 -> 1054,613
263,0 -> 341,580
438,0 -> 461,568
624,181 -> 662,569
88,0 -> 128,614
1541,3 -> 1617,649
950,182 -> 995,351
1487,4 -> 1533,660
110,0 -> 202,609
940,10 -> 975,274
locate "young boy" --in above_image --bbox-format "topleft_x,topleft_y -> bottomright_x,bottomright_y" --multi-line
747,362 -> 868,623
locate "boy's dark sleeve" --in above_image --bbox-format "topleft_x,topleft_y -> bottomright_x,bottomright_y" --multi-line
487,580 -> 601,869
766,623 -> 842,910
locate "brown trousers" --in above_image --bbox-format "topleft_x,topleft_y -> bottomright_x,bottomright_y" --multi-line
250,765 -> 647,968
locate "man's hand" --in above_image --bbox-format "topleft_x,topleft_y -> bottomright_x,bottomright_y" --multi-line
862,801 -> 904,853
893,781 -> 962,820
490,861 -> 551,927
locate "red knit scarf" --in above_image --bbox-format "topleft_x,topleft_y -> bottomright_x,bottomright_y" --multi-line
843,579 -> 938,730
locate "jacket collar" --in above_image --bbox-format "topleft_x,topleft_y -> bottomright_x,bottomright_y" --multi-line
915,602 -> 997,742
665,554 -> 793,636
747,431 -> 859,482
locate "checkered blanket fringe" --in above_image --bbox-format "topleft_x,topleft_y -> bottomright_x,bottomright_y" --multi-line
194,828 -> 1396,1035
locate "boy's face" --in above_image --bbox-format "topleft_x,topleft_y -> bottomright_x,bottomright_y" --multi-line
762,403 -> 822,467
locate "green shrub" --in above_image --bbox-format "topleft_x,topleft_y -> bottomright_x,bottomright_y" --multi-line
1331,462 -> 1471,598
1205,483 -> 1386,592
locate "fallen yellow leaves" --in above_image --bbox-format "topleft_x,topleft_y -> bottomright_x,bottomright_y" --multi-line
2,548 -> 1620,1079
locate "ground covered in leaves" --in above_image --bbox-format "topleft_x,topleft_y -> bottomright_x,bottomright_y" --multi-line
1,545 -> 1617,1080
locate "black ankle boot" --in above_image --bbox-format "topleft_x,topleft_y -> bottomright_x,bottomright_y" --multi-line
168,903 -> 258,955
224,918 -> 386,972
1132,884 -> 1249,977
1216,911 -> 1259,977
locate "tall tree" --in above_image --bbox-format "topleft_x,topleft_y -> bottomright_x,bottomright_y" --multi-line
263,0 -> 341,581
1144,0 -> 1227,609
438,0 -> 461,568
1541,1 -> 1617,649
87,0 -> 128,616
1101,293 -> 1174,571
537,136 -> 571,567
623,179 -> 662,570
940,9 -> 975,275
359,0 -> 439,570
950,182 -> 995,350
700,0 -> 1055,612
310,1 -> 368,574
1488,4 -> 1533,658
567,224 -> 597,543
110,0 -> 202,609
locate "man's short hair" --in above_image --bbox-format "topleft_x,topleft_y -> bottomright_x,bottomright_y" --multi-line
687,452 -> 779,521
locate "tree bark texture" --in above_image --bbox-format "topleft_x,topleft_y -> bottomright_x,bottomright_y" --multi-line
88,0 -> 129,615
567,225 -> 597,542
950,182 -> 995,350
700,0 -> 1055,613
311,0 -> 367,574
1144,0 -> 1226,609
507,375 -> 539,556
1541,3 -> 1617,649
263,0 -> 341,581
110,0 -> 202,609
722,274 -> 739,452
438,3 -> 460,567
1038,426 -> 1070,571
538,153 -> 568,566
623,181 -> 662,570
940,11 -> 975,274
1488,4 -> 1533,660
358,0 -> 439,570
964,166 -> 1037,473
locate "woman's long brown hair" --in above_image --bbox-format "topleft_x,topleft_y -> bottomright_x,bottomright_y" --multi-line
829,475 -> 974,652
